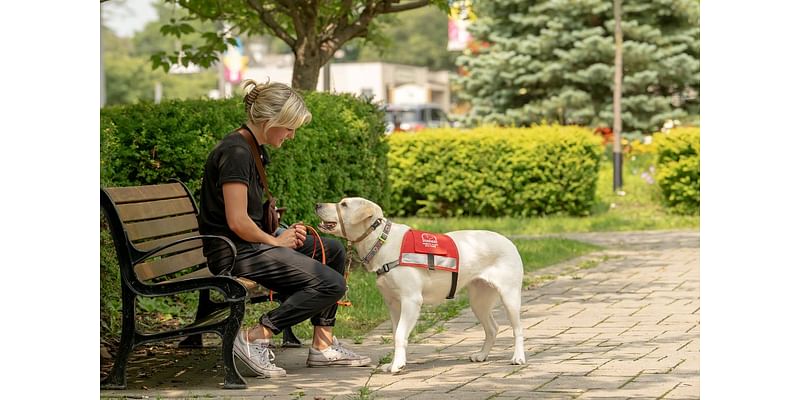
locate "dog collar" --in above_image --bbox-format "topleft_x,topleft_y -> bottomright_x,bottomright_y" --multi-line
350,217 -> 386,244
361,219 -> 392,264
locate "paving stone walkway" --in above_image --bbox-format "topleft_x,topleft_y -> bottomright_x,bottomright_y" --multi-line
101,230 -> 699,399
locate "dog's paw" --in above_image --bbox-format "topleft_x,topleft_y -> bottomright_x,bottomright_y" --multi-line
379,363 -> 405,373
510,355 -> 526,365
389,363 -> 406,374
470,352 -> 489,362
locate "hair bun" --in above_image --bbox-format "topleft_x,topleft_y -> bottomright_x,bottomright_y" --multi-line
245,85 -> 262,107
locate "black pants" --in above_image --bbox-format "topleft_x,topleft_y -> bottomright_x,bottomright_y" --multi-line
206,231 -> 347,335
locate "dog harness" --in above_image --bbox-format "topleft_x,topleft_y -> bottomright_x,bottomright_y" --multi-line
376,228 -> 460,299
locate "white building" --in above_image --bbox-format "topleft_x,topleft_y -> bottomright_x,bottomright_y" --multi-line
242,55 -> 452,112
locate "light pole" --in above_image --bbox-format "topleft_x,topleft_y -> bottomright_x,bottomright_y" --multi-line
612,0 -> 624,192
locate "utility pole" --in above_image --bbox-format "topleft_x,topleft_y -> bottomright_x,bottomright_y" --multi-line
612,0 -> 624,192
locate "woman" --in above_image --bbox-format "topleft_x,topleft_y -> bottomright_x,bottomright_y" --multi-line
198,79 -> 370,378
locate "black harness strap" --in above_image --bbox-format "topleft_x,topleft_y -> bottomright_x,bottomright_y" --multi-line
447,272 -> 458,299
376,260 -> 459,300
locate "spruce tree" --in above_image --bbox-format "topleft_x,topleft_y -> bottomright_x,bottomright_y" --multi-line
455,0 -> 699,135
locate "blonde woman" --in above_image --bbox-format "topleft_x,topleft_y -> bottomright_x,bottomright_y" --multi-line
198,79 -> 370,378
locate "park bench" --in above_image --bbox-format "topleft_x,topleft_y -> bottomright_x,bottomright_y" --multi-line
100,181 -> 272,390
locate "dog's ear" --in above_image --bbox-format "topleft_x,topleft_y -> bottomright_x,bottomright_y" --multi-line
353,202 -> 374,223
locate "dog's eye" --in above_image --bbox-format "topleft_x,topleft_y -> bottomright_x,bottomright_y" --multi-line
341,201 -> 348,207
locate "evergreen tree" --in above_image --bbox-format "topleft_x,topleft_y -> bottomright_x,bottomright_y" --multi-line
455,0 -> 699,135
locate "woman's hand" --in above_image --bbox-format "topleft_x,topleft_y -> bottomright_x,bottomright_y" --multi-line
291,222 -> 307,248
275,228 -> 300,248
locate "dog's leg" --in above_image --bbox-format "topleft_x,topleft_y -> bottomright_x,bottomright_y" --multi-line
467,280 -> 499,362
498,285 -> 526,365
381,295 -> 422,374
388,298 -> 401,335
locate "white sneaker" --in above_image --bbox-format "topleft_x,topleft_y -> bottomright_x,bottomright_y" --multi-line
306,337 -> 371,367
233,331 -> 286,378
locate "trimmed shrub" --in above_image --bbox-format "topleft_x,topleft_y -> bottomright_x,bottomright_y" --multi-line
100,92 -> 389,223
654,127 -> 700,215
386,125 -> 603,217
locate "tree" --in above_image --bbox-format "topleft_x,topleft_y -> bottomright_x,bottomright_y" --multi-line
151,0 -> 448,90
352,6 -> 456,71
455,0 -> 700,135
102,15 -> 217,105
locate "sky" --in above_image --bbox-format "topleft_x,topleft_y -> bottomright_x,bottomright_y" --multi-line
102,0 -> 158,37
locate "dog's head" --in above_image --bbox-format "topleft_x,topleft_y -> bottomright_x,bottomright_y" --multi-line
315,197 -> 384,241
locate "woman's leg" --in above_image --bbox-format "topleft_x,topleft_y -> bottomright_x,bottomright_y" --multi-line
292,236 -> 347,332
233,243 -> 346,335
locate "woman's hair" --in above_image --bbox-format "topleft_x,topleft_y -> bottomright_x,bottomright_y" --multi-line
242,79 -> 312,130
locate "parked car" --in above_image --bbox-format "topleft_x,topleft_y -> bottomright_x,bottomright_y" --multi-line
384,103 -> 452,134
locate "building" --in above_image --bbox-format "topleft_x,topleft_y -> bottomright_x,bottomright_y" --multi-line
242,55 -> 452,112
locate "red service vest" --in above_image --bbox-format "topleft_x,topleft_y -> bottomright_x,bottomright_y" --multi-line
398,229 -> 460,299
398,230 -> 460,272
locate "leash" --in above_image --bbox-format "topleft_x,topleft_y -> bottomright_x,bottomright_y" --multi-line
268,224 -> 352,307
307,224 -> 352,307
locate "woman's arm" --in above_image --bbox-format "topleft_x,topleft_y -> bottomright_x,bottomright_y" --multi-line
222,182 -> 299,247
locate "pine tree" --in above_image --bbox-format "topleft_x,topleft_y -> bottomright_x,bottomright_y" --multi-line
455,0 -> 699,135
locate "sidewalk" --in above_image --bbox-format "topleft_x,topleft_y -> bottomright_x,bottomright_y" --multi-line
101,230 -> 699,399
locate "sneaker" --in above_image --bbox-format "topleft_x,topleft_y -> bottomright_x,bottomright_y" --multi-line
233,331 -> 287,378
307,337 -> 372,367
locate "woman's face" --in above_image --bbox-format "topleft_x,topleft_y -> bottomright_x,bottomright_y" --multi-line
263,125 -> 296,148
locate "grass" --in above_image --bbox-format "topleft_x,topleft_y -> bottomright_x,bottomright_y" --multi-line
103,152 -> 693,348
513,238 -> 601,273
243,236 -> 600,342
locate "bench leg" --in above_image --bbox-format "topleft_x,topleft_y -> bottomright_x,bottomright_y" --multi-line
101,290 -> 136,390
179,289 -> 213,348
222,300 -> 247,389
271,293 -> 302,348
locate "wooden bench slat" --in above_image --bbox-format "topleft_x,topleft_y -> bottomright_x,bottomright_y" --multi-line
105,183 -> 188,204
236,277 -> 270,299
134,234 -> 204,258
126,214 -> 199,242
136,248 -> 208,281
134,232 -> 202,253
117,197 -> 195,223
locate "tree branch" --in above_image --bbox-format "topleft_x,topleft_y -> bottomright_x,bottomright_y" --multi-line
245,0 -> 296,47
386,0 -> 431,13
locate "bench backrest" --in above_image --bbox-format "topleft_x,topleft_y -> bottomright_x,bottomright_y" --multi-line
102,182 -> 207,283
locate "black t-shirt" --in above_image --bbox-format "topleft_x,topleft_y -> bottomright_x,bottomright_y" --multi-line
198,131 -> 270,245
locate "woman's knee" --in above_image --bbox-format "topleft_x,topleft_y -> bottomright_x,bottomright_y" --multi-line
324,239 -> 346,272
318,268 -> 346,298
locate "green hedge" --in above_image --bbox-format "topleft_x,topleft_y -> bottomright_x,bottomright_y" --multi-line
100,92 -> 389,223
654,127 -> 700,215
100,93 -> 388,345
386,125 -> 603,217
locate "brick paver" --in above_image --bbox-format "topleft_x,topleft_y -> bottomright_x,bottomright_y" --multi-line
101,230 -> 699,399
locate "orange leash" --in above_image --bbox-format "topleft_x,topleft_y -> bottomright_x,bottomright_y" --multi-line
306,225 -> 352,307
269,225 -> 352,307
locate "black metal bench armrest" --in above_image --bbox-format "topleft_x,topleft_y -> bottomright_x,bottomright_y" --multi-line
132,234 -> 237,276
151,276 -> 248,301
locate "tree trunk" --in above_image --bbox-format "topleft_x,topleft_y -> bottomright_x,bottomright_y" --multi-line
292,59 -> 324,91
291,34 -> 329,90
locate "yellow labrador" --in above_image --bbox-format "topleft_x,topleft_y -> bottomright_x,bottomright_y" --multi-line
315,197 -> 526,373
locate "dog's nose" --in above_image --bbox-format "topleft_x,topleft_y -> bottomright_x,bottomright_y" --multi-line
315,203 -> 322,210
